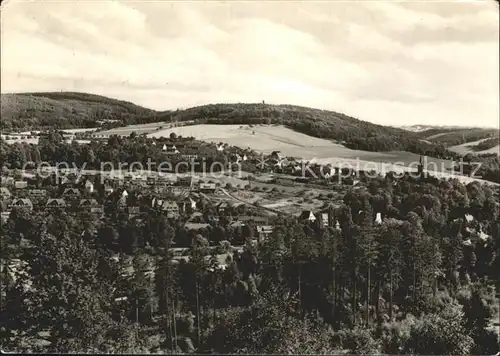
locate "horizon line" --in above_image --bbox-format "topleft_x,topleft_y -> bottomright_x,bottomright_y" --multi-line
2,89 -> 499,130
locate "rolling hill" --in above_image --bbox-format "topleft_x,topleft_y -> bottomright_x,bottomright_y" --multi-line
448,136 -> 500,155
2,92 -> 498,160
413,126 -> 498,146
0,92 -> 158,131
149,103 -> 481,158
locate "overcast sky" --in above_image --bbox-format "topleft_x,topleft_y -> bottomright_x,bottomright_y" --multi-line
1,0 -> 499,127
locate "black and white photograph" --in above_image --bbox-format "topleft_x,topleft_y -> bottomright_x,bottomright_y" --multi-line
1,0 -> 499,354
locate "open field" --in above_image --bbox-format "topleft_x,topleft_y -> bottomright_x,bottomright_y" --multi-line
60,128 -> 98,134
14,128 -> 98,135
448,137 -> 500,155
148,123 -> 454,165
229,185 -> 342,216
0,134 -> 90,145
95,122 -> 167,136
145,124 -> 499,185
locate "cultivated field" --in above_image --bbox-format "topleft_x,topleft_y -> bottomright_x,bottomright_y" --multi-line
448,137 -> 500,155
230,185 -> 342,216
146,124 -> 500,185
149,124 -> 453,165
95,122 -> 167,136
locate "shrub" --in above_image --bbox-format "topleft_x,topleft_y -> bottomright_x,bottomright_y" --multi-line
336,327 -> 381,355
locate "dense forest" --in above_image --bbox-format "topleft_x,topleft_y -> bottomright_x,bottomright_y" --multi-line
0,92 -> 160,130
1,165 -> 499,353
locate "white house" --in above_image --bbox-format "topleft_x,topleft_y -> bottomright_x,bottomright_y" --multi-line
478,230 -> 490,241
462,239 -> 473,247
375,212 -> 382,224
300,210 -> 316,222
85,180 -> 94,193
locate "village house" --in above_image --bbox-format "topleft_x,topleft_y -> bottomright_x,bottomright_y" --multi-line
117,190 -> 129,208
62,172 -> 79,185
206,214 -> 220,223
237,215 -> 271,224
164,144 -> 180,154
177,176 -> 193,187
147,176 -> 156,185
131,180 -> 147,188
84,180 -> 94,193
0,187 -> 11,199
128,206 -> 141,218
1,200 -> 11,212
180,154 -> 199,161
216,143 -> 225,152
155,199 -> 179,218
464,214 -> 474,223
199,182 -> 216,194
299,210 -> 316,223
217,202 -> 229,215
341,177 -> 360,186
317,205 -> 336,227
14,181 -> 28,189
319,212 -> 330,227
204,252 -> 232,271
229,220 -> 245,229
184,222 -> 210,232
28,189 -> 47,198
230,202 -> 245,212
165,186 -> 189,196
1,212 -> 10,225
62,187 -> 81,199
46,198 -> 67,210
290,163 -> 305,175
186,211 -> 204,223
1,176 -> 15,186
232,153 -> 242,164
104,184 -> 114,195
270,151 -> 285,161
88,204 -> 103,214
179,197 -> 197,214
79,199 -> 100,210
157,174 -> 176,185
9,198 -> 33,211
256,225 -> 274,243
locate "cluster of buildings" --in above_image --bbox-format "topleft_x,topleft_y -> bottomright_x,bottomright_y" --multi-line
0,171 -> 276,242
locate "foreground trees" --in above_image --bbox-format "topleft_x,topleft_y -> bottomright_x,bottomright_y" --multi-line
1,174 -> 499,353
